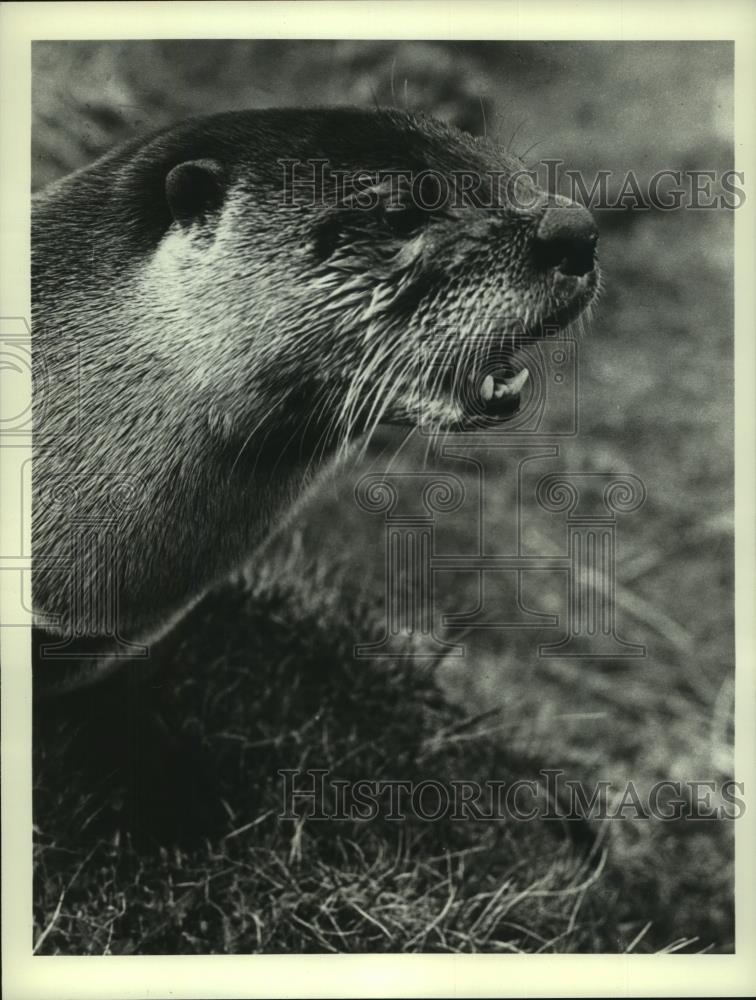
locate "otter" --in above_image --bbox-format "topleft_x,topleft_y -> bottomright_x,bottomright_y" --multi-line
32,107 -> 599,694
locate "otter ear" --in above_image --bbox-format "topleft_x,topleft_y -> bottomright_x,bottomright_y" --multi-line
165,159 -> 226,226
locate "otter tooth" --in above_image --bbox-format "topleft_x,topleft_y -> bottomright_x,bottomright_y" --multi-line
508,368 -> 530,394
480,374 -> 495,402
493,367 -> 530,398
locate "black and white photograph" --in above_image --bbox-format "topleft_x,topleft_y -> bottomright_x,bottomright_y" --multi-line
1,1 -> 755,996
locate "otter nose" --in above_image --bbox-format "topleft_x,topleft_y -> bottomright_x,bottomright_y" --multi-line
532,203 -> 598,277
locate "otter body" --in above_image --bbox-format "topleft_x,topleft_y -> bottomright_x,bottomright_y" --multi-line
32,107 -> 599,691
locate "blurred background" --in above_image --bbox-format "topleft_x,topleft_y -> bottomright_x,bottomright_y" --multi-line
32,41 -> 735,952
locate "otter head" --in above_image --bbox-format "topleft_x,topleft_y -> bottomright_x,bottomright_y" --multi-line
149,108 -> 599,464
32,107 -> 600,671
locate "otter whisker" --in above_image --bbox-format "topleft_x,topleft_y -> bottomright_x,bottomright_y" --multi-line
228,393 -> 291,479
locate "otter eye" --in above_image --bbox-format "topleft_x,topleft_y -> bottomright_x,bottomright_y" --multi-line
383,204 -> 429,237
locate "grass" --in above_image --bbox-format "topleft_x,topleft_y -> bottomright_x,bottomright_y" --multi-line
33,556 -> 732,955
32,40 -> 735,954
35,575 -> 616,955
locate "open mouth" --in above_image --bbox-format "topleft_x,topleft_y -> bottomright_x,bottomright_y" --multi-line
476,367 -> 530,418
375,361 -> 531,431
439,357 -> 531,428
375,272 -> 598,433
457,274 -> 597,424
411,351 -> 533,430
